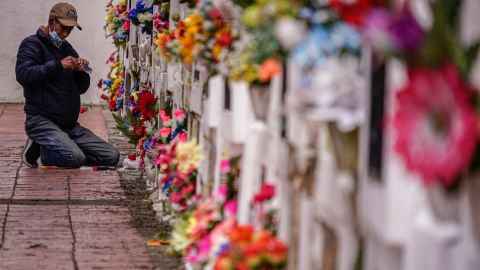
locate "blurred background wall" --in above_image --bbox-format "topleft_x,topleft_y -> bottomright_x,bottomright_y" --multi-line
0,0 -> 114,104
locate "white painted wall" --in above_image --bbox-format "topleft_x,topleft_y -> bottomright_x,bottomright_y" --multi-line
0,0 -> 115,104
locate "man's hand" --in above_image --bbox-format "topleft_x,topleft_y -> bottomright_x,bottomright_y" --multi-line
61,56 -> 78,70
75,58 -> 90,71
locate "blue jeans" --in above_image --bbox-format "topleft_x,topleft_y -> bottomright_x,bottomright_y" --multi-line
25,114 -> 120,168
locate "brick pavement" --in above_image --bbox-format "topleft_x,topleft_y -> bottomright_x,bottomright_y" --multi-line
0,104 -> 158,270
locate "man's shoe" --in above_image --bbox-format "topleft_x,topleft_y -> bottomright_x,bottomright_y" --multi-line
22,138 -> 40,168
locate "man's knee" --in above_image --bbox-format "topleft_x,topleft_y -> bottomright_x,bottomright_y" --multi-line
104,148 -> 120,166
65,151 -> 86,168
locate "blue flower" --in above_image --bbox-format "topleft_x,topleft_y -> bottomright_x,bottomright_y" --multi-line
162,178 -> 173,193
117,32 -> 127,40
136,0 -> 145,10
128,9 -> 138,20
331,23 -> 361,52
292,23 -> 362,70
103,80 -> 113,87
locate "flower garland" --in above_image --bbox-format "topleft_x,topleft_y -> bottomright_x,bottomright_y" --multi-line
98,53 -> 125,112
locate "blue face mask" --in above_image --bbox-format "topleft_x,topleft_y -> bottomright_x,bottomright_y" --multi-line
49,21 -> 63,47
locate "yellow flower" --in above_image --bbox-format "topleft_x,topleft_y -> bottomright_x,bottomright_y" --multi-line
186,215 -> 197,236
111,76 -> 123,91
175,140 -> 204,173
177,12 -> 204,64
212,44 -> 222,61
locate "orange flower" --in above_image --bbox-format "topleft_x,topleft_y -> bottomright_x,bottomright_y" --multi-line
258,58 -> 282,82
228,225 -> 254,245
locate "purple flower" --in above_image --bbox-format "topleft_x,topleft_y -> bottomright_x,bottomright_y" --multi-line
388,10 -> 425,53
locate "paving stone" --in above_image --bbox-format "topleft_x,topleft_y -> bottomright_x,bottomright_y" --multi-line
13,176 -> 68,200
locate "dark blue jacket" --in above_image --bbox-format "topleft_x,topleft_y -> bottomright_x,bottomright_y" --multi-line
15,28 -> 90,128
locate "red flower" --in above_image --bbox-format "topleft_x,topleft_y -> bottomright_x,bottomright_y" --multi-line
136,91 -> 158,122
79,106 -> 87,113
134,126 -> 145,137
108,98 -> 117,111
217,31 -> 232,47
128,153 -> 136,161
393,64 -> 478,187
97,79 -> 103,89
253,183 -> 275,203
328,0 -> 384,26
100,94 -> 109,100
123,18 -> 130,32
209,7 -> 223,22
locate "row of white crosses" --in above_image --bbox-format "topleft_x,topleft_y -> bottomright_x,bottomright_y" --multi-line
118,1 -> 480,270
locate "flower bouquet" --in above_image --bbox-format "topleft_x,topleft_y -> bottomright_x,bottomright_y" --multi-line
154,1 -> 237,77
104,0 -> 129,47
128,0 -> 154,35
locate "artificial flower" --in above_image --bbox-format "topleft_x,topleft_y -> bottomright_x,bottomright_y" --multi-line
388,9 -> 425,54
328,0 -> 384,26
136,91 -> 158,122
178,132 -> 188,142
159,127 -> 172,138
220,159 -> 231,175
274,17 -> 306,50
175,140 -> 204,174
174,109 -> 186,122
258,58 -> 282,82
393,63 -> 478,187
253,183 -> 275,204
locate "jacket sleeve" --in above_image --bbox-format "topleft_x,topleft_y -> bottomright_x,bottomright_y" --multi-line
67,44 -> 91,95
15,38 -> 63,85
74,71 -> 90,95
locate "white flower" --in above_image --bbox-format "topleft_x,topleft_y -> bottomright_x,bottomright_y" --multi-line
274,17 -> 306,51
138,13 -> 153,23
294,56 -> 366,131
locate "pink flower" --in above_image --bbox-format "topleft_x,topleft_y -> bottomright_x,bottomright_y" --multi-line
181,184 -> 195,197
217,184 -> 228,201
161,115 -> 172,126
393,64 -> 478,187
159,127 -> 172,138
174,109 -> 186,122
224,200 -> 237,217
178,132 -> 188,142
198,237 -> 211,256
220,159 -> 231,174
159,109 -> 167,118
171,192 -> 181,203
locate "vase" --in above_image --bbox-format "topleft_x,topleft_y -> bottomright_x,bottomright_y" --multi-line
427,184 -> 460,223
249,84 -> 271,121
466,175 -> 480,244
